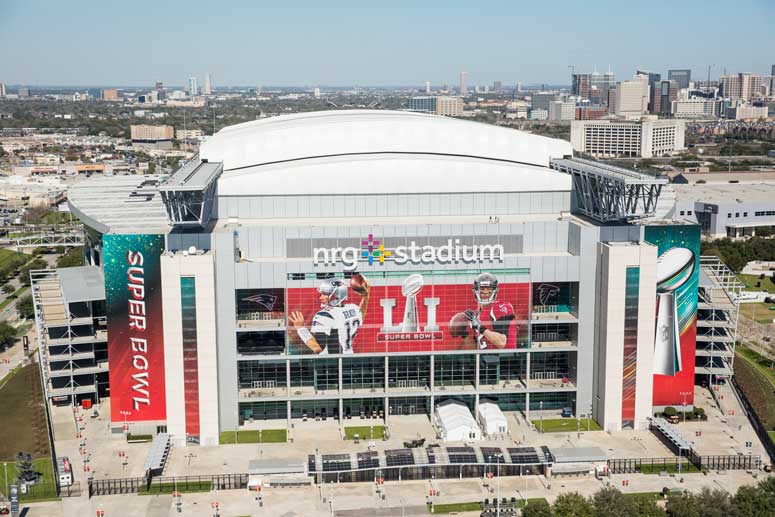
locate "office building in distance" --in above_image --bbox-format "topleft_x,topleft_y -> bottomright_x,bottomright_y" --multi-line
407,96 -> 464,117
570,118 -> 686,158
44,111 -> 705,449
130,125 -> 174,149
668,69 -> 691,90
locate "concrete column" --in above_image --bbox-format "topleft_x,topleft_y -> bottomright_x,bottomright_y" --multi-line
474,354 -> 480,415
287,400 -> 291,429
429,355 -> 435,416
525,351 -> 531,390
339,398 -> 343,425
384,357 -> 389,425
338,357 -> 343,394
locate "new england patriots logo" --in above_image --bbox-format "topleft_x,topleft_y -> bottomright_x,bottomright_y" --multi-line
537,284 -> 560,306
243,293 -> 278,311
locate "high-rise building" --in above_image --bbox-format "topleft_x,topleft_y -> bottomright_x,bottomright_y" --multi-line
188,76 -> 199,96
531,92 -> 562,112
572,74 -> 591,99
407,96 -> 463,116
459,72 -> 468,96
771,64 -> 775,77
313,88 -> 321,98
425,81 -> 431,94
720,73 -> 762,101
670,99 -> 722,119
407,96 -> 436,113
493,81 -> 502,93
668,70 -> 691,90
130,125 -> 174,149
18,87 -> 30,97
101,89 -> 119,101
591,71 -> 615,105
636,70 -> 661,86
203,74 -> 213,96
571,119 -> 686,158
650,80 -> 678,115
548,100 -> 576,121
0,83 -> 6,97
155,81 -> 165,100
613,76 -> 649,117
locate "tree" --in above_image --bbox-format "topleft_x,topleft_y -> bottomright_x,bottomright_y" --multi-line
521,499 -> 554,517
733,484 -> 775,516
0,322 -> 16,349
694,488 -> 733,517
2,284 -> 14,295
56,247 -> 84,268
17,294 -> 34,320
666,492 -> 700,517
633,496 -> 666,516
592,487 -> 636,517
553,492 -> 594,517
19,258 -> 47,286
15,452 -> 39,483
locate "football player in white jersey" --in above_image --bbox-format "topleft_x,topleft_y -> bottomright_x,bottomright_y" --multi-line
289,277 -> 371,354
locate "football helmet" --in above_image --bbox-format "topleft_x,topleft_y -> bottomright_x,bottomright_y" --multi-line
473,272 -> 499,306
318,279 -> 348,307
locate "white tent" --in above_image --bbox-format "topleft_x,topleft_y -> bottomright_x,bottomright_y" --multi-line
477,402 -> 508,436
434,400 -> 481,442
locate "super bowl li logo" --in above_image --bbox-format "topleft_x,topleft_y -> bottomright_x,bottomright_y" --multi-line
376,273 -> 442,342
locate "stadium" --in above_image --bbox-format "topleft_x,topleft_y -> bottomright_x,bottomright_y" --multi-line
35,110 -> 705,447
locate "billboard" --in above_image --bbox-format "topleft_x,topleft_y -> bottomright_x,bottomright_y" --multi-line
104,234 -> 167,423
643,224 -> 701,407
286,270 -> 530,354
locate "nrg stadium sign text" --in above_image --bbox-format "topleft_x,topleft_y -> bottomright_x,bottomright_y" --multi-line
313,236 -> 504,271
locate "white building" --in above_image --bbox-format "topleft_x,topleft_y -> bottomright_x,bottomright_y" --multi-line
188,76 -> 199,96
435,400 -> 481,442
203,74 -> 212,96
725,104 -> 769,121
614,76 -> 649,117
571,119 -> 686,158
529,109 -> 548,120
671,99 -> 722,119
548,100 -> 576,121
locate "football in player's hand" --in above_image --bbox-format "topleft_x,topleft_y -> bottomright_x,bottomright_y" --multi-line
350,273 -> 368,295
449,312 -> 470,338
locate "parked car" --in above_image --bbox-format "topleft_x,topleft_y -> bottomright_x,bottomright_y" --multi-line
561,407 -> 573,418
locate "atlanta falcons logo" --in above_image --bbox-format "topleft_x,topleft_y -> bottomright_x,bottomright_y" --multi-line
243,293 -> 278,311
537,284 -> 560,306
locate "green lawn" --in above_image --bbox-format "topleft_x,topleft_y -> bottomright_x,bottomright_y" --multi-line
0,286 -> 29,311
638,462 -> 700,474
769,431 -> 775,446
0,363 -> 51,461
139,480 -> 212,495
739,302 -> 775,324
738,274 -> 775,294
737,346 -> 775,387
219,429 -> 287,444
531,418 -> 602,433
0,457 -> 58,502
344,425 -> 386,440
430,501 -> 482,513
517,498 -> 551,509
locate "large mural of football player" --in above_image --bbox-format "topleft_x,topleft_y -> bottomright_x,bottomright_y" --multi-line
449,272 -> 519,349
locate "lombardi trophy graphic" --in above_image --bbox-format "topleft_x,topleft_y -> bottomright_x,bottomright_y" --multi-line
654,247 -> 695,376
400,274 -> 424,332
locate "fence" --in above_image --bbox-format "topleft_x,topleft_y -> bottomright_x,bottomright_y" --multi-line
88,473 -> 248,498
693,454 -> 760,471
607,457 -> 695,474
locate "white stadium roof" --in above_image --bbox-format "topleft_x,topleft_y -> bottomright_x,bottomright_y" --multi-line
201,109 -> 572,171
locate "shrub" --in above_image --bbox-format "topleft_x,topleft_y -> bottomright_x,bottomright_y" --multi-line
664,406 -> 678,417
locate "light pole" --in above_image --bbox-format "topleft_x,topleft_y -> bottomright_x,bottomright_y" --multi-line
539,401 -> 543,433
588,403 -> 592,432
495,453 -> 502,517
680,391 -> 691,422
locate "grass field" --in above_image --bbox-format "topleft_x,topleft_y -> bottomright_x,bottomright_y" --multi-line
139,480 -> 212,495
738,274 -> 775,294
430,501 -> 482,513
0,286 -> 29,311
0,457 -> 58,501
219,429 -> 287,444
40,211 -> 73,225
739,302 -> 775,324
738,346 -> 775,387
344,425 -> 386,440
531,418 -> 602,433
734,350 -> 775,433
638,462 -> 700,474
0,363 -> 50,461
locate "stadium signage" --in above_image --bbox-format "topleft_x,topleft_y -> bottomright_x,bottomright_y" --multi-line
313,235 -> 504,270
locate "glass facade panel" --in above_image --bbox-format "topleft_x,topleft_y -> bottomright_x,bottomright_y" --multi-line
239,401 -> 288,422
342,357 -> 385,390
621,267 -> 640,429
181,277 -> 200,438
387,356 -> 430,389
238,360 -> 287,389
434,355 -> 475,388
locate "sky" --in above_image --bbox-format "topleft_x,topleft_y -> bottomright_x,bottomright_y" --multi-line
1,0 -> 773,87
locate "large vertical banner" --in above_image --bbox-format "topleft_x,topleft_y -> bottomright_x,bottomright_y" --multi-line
643,224 -> 700,407
104,234 -> 167,423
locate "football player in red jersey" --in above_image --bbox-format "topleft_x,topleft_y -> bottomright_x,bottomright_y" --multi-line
463,272 -> 518,349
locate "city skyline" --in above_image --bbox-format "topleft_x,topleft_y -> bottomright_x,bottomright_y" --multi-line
1,0 -> 774,87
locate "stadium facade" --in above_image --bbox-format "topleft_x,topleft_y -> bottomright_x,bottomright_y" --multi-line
41,110 -> 705,447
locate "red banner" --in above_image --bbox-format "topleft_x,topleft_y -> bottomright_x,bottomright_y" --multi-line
287,273 -> 530,354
